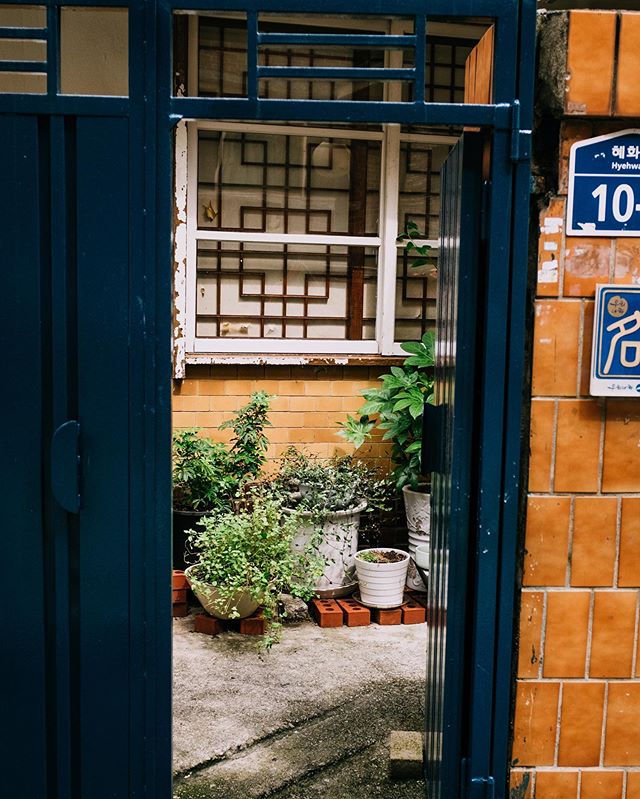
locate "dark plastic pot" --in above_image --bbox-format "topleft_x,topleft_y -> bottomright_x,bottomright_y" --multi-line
172,509 -> 205,571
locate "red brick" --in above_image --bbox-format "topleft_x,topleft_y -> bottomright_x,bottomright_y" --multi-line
372,607 -> 403,625
310,598 -> 344,628
337,598 -> 371,627
401,597 -> 427,625
172,570 -> 188,589
194,613 -> 221,635
173,603 -> 188,618
173,588 -> 187,604
239,609 -> 267,636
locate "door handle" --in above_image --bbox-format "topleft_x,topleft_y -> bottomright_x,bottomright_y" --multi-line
51,420 -> 81,513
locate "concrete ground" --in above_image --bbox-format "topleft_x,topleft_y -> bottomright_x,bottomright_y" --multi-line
172,611 -> 428,799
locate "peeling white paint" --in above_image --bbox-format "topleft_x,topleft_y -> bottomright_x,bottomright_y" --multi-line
173,119 -> 188,379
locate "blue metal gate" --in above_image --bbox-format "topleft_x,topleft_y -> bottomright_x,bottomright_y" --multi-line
0,2 -> 534,797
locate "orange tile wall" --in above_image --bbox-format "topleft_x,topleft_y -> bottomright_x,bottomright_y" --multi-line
172,363 -> 392,468
511,101 -> 640,799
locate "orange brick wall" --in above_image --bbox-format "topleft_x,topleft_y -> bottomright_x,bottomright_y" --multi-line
511,13 -> 640,797
172,363 -> 392,468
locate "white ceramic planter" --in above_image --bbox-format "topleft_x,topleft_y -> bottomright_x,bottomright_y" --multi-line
355,548 -> 410,608
185,566 -> 259,620
403,486 -> 431,592
290,501 -> 366,599
415,544 -> 430,570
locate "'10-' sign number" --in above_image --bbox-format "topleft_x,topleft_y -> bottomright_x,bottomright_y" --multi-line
592,183 -> 640,223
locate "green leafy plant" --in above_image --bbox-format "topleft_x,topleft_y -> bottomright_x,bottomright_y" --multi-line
272,447 -> 392,516
396,220 -> 436,272
172,392 -> 273,512
337,331 -> 435,491
187,491 -> 324,648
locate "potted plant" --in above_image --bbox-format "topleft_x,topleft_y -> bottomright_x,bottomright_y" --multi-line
354,548 -> 410,608
338,331 -> 435,589
272,448 -> 392,599
172,391 -> 272,570
185,491 -> 323,648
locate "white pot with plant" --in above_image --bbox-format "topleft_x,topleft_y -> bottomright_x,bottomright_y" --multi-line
338,331 -> 435,592
184,491 -> 323,648
274,448 -> 392,599
355,548 -> 410,608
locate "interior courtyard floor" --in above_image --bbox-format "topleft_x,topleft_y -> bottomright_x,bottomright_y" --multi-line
172,612 -> 428,799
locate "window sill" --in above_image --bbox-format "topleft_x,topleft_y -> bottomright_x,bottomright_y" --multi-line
184,352 -> 404,368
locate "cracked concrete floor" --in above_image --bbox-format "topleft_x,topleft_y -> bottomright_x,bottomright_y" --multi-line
172,611 -> 428,799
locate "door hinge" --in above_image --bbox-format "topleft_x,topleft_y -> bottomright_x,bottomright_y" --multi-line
51,420 -> 82,513
510,100 -> 531,163
470,775 -> 496,799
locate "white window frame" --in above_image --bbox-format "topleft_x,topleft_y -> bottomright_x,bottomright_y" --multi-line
177,14 -> 459,362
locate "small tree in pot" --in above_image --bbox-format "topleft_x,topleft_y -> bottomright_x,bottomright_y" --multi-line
172,391 -> 272,569
272,448 -> 392,599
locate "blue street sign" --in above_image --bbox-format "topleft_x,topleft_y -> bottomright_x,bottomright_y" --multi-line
568,130 -> 640,236
591,285 -> 640,397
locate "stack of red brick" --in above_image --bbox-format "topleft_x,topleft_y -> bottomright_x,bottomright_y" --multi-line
172,570 -> 189,617
310,594 -> 428,628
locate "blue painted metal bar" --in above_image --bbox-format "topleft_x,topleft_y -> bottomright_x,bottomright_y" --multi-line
256,32 -> 416,46
46,2 -> 58,98
162,0 -> 514,15
170,97 -> 512,127
414,15 -> 426,104
246,10 -> 258,103
257,65 -> 415,80
0,94 -> 130,114
0,60 -> 46,71
0,27 -> 48,39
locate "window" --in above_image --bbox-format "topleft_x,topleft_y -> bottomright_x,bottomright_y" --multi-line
175,14 -> 473,361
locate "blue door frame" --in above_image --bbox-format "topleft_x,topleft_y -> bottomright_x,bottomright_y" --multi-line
0,3 -> 534,797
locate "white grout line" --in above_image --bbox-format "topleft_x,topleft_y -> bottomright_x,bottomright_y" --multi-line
585,590 -> 595,679
554,681 -> 564,767
576,300 -> 585,398
597,398 -> 607,495
566,496 -> 575,588
539,591 -> 549,680
599,682 -> 609,768
631,591 -> 640,680
614,496 -> 622,589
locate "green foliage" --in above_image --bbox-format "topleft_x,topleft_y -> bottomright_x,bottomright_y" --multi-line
272,447 -> 392,516
172,430 -> 236,512
220,390 -> 272,480
172,392 -> 273,512
396,220 -> 436,272
187,491 -> 324,648
337,331 -> 435,491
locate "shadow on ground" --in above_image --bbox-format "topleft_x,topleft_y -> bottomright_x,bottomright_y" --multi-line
172,613 -> 427,799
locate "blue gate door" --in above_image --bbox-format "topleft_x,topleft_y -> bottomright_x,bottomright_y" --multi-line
425,132 -> 484,799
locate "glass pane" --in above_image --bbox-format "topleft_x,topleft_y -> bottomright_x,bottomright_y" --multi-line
402,37 -> 472,103
197,129 -> 381,236
60,7 -> 128,96
199,14 -> 246,97
196,241 -> 378,341
398,140 -> 449,241
394,249 -> 437,342
0,4 -> 46,94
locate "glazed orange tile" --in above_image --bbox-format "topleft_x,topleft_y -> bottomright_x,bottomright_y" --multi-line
602,401 -> 640,492
570,497 -> 617,587
509,769 -> 534,799
512,681 -> 560,765
528,399 -> 556,493
614,239 -> 640,286
517,591 -> 544,678
559,121 -> 593,194
589,591 -> 637,678
615,13 -> 640,116
554,400 -> 602,493
558,681 -> 605,766
522,496 -> 571,587
543,591 -> 590,678
563,238 -> 611,297
604,683 -> 640,765
566,11 -> 616,116
628,772 -> 640,799
531,301 -> 581,397
579,301 -> 595,397
537,199 -> 565,297
535,770 -> 578,799
619,498 -> 640,587
580,770 -> 624,799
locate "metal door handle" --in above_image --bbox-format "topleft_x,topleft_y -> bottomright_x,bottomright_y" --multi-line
51,420 -> 81,513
